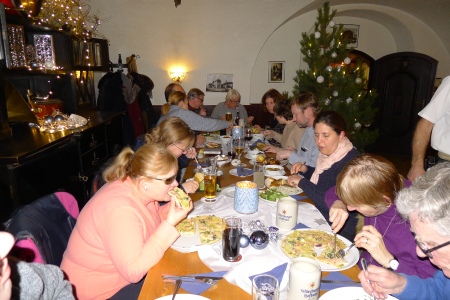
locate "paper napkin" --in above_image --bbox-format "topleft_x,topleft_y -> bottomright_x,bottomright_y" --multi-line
290,194 -> 309,201
251,139 -> 264,147
237,166 -> 254,176
320,272 -> 361,291
293,222 -> 310,229
180,271 -> 228,295
248,263 -> 288,285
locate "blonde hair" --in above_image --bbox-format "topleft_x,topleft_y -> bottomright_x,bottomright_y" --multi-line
336,153 -> 404,207
103,143 -> 177,182
161,91 -> 186,115
225,89 -> 241,103
145,117 -> 195,148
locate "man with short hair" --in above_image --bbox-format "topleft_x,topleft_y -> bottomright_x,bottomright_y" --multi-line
275,92 -> 320,169
164,83 -> 185,102
187,88 -> 207,116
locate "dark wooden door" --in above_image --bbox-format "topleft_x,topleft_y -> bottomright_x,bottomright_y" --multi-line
368,52 -> 437,156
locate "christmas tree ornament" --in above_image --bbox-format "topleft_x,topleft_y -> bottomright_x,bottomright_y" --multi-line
317,75 -> 324,83
331,52 -> 337,58
329,20 -> 335,27
344,57 -> 351,64
239,234 -> 250,248
354,122 -> 362,130
325,66 -> 333,72
325,98 -> 331,105
355,78 -> 362,84
249,230 -> 269,250
314,31 -> 321,39
332,91 -> 339,97
346,97 -> 352,103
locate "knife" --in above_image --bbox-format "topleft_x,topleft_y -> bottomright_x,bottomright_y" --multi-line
162,275 -> 223,280
321,279 -> 361,285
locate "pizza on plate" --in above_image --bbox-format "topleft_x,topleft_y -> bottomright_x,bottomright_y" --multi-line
205,142 -> 220,148
281,229 -> 347,268
175,215 -> 223,245
195,215 -> 223,245
176,218 -> 196,235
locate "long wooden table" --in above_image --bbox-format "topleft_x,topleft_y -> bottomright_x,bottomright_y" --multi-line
138,154 -> 361,299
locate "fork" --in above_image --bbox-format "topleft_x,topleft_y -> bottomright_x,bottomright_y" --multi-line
163,277 -> 219,285
337,243 -> 355,258
171,279 -> 181,300
193,155 -> 202,171
333,233 -> 337,258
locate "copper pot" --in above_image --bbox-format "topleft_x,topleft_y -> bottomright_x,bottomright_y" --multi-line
33,99 -> 64,119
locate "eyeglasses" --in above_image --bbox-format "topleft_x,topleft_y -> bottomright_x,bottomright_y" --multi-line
152,174 -> 177,185
415,235 -> 450,258
229,99 -> 240,104
171,143 -> 191,153
196,97 -> 204,102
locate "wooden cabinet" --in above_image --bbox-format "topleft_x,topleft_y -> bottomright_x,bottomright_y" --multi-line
0,111 -> 125,223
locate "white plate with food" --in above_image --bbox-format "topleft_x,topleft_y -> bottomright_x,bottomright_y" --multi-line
205,141 -> 221,148
264,165 -> 285,176
220,186 -> 235,198
232,260 -> 289,295
319,287 -> 398,300
265,177 -> 303,195
258,188 -> 289,204
156,295 -> 210,300
205,134 -> 219,141
215,155 -> 231,166
172,216 -> 223,252
279,229 -> 359,272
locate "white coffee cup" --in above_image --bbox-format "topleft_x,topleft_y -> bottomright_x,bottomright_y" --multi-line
287,257 -> 321,300
276,197 -> 298,231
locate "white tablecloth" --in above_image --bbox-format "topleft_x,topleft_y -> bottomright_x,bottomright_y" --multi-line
172,187 -> 332,298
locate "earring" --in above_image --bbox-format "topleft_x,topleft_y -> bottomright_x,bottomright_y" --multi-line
143,186 -> 147,191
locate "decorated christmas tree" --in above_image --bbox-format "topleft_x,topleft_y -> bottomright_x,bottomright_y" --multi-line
292,2 -> 378,151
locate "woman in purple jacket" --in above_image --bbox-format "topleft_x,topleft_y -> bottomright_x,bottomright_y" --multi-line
326,153 -> 437,278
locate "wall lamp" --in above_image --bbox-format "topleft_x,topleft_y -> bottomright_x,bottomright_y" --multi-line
170,70 -> 186,83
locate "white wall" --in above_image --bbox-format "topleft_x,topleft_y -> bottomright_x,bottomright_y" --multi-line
90,1 -> 449,105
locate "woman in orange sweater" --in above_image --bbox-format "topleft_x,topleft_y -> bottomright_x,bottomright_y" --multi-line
61,143 -> 192,299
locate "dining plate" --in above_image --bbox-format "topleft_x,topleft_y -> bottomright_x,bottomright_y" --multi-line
248,159 -> 288,167
220,186 -> 235,198
156,295 -> 211,300
319,287 -> 399,300
233,260 -> 289,294
205,142 -> 221,148
229,168 -> 252,177
278,229 -> 359,272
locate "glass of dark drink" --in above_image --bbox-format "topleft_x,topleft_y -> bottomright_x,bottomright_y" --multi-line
245,128 -> 253,144
227,142 -> 236,160
222,216 -> 242,262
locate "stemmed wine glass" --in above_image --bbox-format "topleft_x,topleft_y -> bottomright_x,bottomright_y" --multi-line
233,137 -> 245,163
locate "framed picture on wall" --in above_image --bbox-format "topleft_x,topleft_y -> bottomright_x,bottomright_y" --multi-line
339,24 -> 359,48
268,61 -> 285,83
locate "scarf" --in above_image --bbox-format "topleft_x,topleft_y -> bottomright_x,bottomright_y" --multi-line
310,137 -> 354,184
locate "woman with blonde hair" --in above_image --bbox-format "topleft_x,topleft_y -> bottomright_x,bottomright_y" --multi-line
325,153 -> 437,278
158,91 -> 231,133
61,143 -> 192,299
144,117 -> 198,193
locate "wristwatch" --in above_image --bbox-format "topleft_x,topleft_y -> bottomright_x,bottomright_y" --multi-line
387,256 -> 399,271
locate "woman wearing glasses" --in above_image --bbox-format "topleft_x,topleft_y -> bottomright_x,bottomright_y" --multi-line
211,89 -> 254,125
359,162 -> 450,299
326,154 -> 437,278
61,143 -> 192,300
144,117 -> 198,194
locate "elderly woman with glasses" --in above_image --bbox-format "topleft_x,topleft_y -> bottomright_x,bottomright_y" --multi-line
61,143 -> 192,300
359,162 -> 450,300
211,89 -> 254,125
326,153 -> 437,278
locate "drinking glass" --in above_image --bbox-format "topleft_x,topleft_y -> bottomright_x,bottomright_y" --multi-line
222,217 -> 242,261
253,161 -> 265,189
245,128 -> 253,147
203,168 -> 217,201
252,274 -> 279,300
233,137 -> 245,162
225,112 -> 233,122
227,142 -> 236,160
